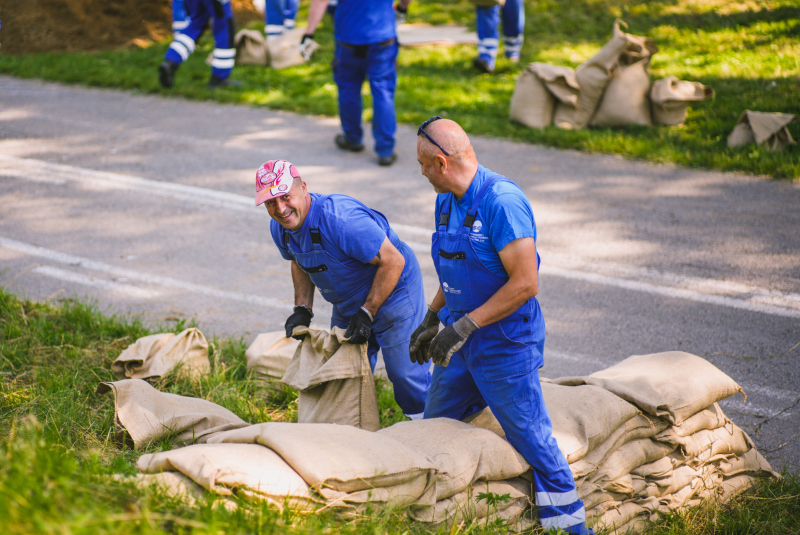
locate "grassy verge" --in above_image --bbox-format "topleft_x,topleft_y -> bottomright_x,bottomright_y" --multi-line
1,1 -> 798,178
2,288 -> 798,534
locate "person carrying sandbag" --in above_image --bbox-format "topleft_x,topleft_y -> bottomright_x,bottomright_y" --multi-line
255,159 -> 430,420
410,117 -> 593,535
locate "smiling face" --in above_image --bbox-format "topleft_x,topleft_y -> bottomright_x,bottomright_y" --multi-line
264,178 -> 310,231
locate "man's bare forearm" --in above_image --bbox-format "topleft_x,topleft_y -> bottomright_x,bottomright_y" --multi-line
290,260 -> 316,308
363,238 -> 405,316
305,0 -> 329,36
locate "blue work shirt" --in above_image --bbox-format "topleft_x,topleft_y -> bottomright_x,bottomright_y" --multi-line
334,0 -> 396,45
434,165 -> 537,278
270,193 -> 403,305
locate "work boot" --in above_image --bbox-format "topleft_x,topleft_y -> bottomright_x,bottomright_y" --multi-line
158,60 -> 179,89
378,153 -> 397,166
472,56 -> 494,74
208,75 -> 242,89
335,133 -> 365,153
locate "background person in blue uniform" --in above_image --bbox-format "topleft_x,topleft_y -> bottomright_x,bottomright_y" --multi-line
172,0 -> 191,36
409,118 -> 593,535
474,0 -> 524,73
256,159 -> 430,419
159,0 -> 238,89
302,0 -> 411,166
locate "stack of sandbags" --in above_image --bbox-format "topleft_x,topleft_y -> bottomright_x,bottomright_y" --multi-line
509,20 -> 713,129
111,328 -> 210,381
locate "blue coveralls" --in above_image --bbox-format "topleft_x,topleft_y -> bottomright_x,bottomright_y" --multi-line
271,194 -> 431,418
164,0 -> 236,81
264,0 -> 298,40
424,168 -> 591,534
332,0 -> 399,158
172,0 -> 190,35
476,0 -> 525,69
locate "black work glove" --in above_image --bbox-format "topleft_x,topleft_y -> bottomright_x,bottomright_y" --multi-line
394,4 -> 407,26
300,33 -> 314,45
345,306 -> 373,344
429,314 -> 479,367
408,306 -> 441,365
285,305 -> 313,340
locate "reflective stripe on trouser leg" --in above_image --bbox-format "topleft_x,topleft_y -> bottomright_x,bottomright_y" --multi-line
366,41 -> 398,158
165,32 -> 197,63
503,35 -> 523,58
333,42 -> 366,145
476,5 -> 500,66
172,0 -> 190,32
211,0 -> 236,79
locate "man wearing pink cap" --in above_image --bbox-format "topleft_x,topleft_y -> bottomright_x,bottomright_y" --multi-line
256,159 -> 430,419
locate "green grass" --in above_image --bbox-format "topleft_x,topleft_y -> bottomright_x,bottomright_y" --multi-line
2,287 -> 799,534
1,1 -> 799,178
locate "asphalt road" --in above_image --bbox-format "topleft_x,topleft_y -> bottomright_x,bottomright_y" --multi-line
1,76 -> 798,470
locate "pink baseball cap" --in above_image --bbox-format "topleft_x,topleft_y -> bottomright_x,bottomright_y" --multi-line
255,159 -> 301,206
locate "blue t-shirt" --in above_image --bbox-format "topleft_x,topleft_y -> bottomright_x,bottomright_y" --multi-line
434,165 -> 537,278
271,193 -> 396,268
334,0 -> 396,45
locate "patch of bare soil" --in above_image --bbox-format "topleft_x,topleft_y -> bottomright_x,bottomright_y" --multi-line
0,0 -> 261,55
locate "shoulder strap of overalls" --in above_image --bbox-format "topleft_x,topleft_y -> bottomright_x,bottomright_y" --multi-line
462,174 -> 503,230
438,193 -> 453,229
283,194 -> 329,251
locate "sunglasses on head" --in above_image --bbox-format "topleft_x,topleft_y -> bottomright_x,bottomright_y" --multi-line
417,116 -> 450,156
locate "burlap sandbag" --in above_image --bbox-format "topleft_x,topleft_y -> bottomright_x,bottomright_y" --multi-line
718,474 -> 757,502
554,351 -> 745,425
588,500 -> 647,532
631,456 -> 673,479
509,63 -> 579,128
590,438 -> 677,484
648,464 -> 701,497
410,478 -> 531,526
468,0 -> 506,6
282,326 -> 379,431
690,425 -> 752,465
135,471 -> 206,504
205,422 -> 438,508
727,110 -> 797,151
234,29 -> 269,66
378,418 -> 529,501
650,76 -> 714,125
716,447 -> 778,478
654,403 -> 728,442
268,27 -> 318,69
245,331 -> 300,383
590,58 -> 652,127
136,443 -> 318,509
570,413 -> 669,481
112,328 -> 209,380
462,383 -> 640,465
96,379 -> 248,449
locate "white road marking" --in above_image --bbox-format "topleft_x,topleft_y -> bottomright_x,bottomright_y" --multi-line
0,236 -> 291,310
3,154 -> 800,319
32,266 -> 162,299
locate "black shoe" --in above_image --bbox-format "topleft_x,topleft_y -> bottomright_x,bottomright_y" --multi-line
208,76 -> 242,89
158,60 -> 179,89
378,153 -> 397,166
472,56 -> 494,74
335,133 -> 365,153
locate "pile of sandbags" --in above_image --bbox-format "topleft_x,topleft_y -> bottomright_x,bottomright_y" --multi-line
101,350 -> 777,533
468,351 -> 778,534
509,20 -> 713,130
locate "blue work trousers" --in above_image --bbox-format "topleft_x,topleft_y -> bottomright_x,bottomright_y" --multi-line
424,339 -> 590,533
476,0 -> 525,67
333,40 -> 399,158
165,0 -> 236,79
172,0 -> 190,33
265,0 -> 298,38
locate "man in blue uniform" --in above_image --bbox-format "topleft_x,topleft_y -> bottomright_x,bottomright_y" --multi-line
159,0 -> 238,89
302,0 -> 410,166
409,118 -> 592,534
256,159 -> 430,419
474,0 -> 524,73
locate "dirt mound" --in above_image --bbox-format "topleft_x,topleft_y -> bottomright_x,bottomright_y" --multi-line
0,0 -> 261,55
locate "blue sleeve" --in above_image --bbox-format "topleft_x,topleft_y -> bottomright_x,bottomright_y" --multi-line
484,187 -> 536,253
269,220 -> 294,261
326,206 -> 387,264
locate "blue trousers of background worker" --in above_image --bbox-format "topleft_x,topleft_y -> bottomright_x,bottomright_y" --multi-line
476,0 -> 525,69
264,0 -> 298,40
172,0 -> 190,34
333,39 -> 399,159
164,0 -> 236,80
